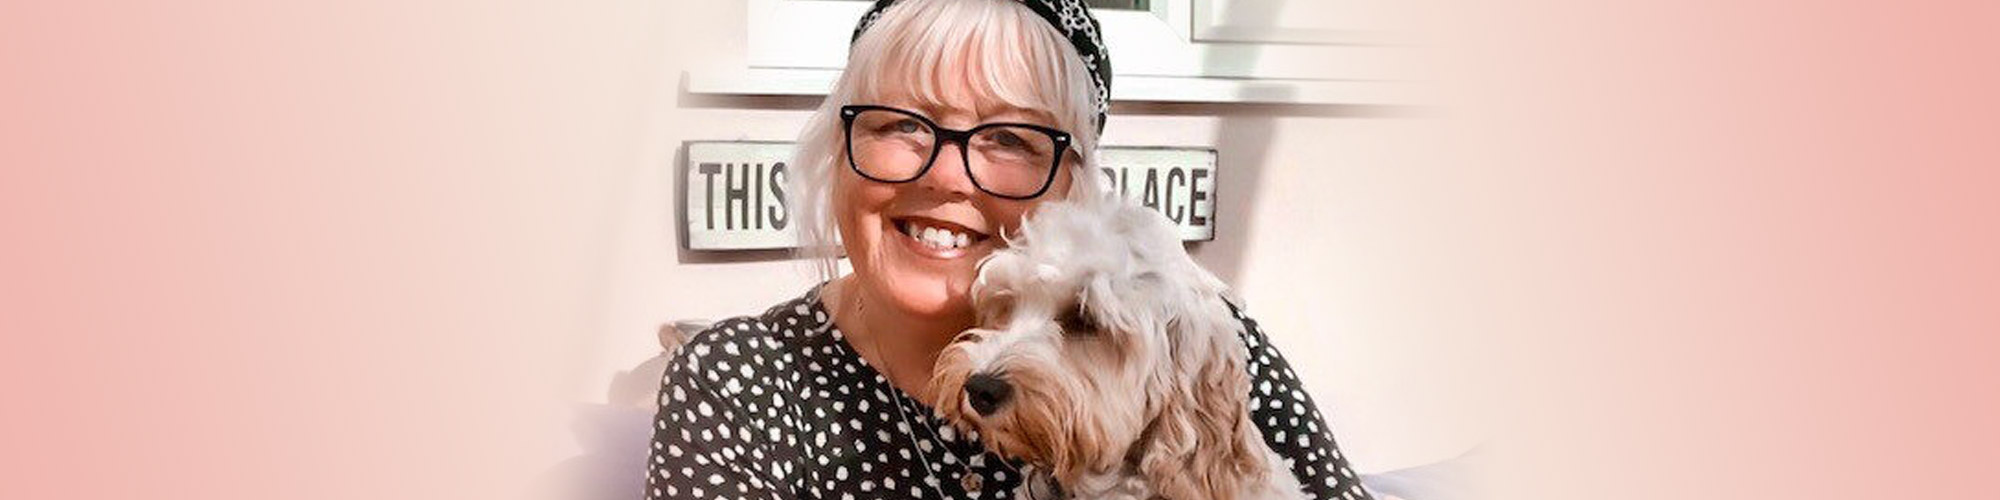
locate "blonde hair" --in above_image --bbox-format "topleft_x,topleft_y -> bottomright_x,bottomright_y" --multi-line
792,0 -> 1107,281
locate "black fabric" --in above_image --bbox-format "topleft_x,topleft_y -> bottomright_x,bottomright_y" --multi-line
642,282 -> 1375,499
850,0 -> 1113,133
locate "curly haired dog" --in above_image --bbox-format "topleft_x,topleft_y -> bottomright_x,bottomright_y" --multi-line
930,196 -> 1306,500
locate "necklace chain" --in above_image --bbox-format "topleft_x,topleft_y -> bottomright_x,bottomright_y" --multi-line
840,279 -> 1025,498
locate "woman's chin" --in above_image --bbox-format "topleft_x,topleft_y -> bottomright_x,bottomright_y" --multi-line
872,272 -> 971,319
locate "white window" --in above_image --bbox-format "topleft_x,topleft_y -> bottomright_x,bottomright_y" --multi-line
688,0 -> 1419,105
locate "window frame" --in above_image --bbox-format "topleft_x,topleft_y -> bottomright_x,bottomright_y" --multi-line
689,0 -> 1415,106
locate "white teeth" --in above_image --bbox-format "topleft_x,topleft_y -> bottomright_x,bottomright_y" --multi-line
905,221 -> 974,250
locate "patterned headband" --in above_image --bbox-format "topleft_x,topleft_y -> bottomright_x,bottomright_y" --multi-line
851,0 -> 1113,133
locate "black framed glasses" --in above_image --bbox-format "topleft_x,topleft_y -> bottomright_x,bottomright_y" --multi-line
840,104 -> 1073,200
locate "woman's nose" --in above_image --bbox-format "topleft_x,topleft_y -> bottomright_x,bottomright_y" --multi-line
917,142 -> 978,197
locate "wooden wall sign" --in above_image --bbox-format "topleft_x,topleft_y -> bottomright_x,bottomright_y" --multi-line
684,142 -> 1217,250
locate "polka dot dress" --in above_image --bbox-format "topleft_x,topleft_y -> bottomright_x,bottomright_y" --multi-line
644,283 -> 1374,499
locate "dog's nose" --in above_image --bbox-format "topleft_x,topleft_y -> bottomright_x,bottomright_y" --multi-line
963,373 -> 1013,416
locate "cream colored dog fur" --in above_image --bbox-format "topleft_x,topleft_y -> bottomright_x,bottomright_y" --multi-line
931,196 -> 1306,500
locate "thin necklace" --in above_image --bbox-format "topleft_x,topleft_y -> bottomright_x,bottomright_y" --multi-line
843,281 -> 1024,498
876,333 -> 1036,498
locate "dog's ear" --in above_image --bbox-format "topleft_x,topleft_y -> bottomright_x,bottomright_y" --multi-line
1135,307 -> 1269,500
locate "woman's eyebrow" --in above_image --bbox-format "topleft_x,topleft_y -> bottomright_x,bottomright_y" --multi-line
887,98 -> 1058,127
978,106 -> 1058,126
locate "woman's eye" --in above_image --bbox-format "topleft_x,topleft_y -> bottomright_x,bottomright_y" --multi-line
975,129 -> 1046,159
992,131 -> 1026,148
874,119 -> 924,136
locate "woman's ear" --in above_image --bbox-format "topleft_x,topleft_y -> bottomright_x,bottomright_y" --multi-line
1134,309 -> 1269,499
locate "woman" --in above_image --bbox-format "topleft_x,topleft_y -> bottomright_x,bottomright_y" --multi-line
645,1 -> 1372,498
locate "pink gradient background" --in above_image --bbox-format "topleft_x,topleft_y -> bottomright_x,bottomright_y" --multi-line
3,1 -> 1994,500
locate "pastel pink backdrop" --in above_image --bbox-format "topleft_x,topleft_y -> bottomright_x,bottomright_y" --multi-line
3,1 -> 1994,500
1433,1 -> 2000,498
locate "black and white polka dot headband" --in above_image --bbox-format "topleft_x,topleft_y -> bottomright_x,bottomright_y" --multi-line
851,0 -> 1113,133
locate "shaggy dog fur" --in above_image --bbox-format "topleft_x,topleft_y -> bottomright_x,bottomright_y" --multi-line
930,196 -> 1306,500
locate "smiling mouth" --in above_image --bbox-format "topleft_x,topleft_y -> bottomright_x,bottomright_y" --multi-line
891,217 -> 991,253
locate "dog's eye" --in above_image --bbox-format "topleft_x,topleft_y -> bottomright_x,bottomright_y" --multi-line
1056,307 -> 1097,337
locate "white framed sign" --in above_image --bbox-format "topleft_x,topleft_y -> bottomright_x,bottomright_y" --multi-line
683,142 -> 1218,251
